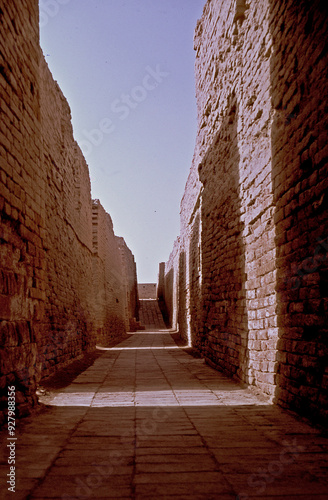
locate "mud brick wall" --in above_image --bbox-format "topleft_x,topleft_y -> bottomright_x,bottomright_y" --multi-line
0,0 -> 45,419
92,202 -> 128,344
39,58 -> 97,377
138,284 -> 157,300
166,0 -> 277,384
177,155 -> 203,345
116,236 -> 139,330
0,0 -> 138,422
162,0 -> 328,423
159,238 -> 180,330
270,0 -> 328,422
195,0 -> 276,390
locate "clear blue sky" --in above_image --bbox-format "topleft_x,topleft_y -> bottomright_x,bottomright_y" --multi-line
39,0 -> 204,283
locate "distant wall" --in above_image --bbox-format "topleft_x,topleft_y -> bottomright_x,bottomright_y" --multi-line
116,236 -> 139,330
0,0 -> 138,422
160,238 -> 180,330
138,284 -> 157,300
92,202 -> 127,345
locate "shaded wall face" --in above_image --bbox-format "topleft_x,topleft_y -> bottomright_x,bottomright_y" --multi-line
40,59 -> 96,377
157,262 -> 165,301
161,238 -> 180,330
163,268 -> 174,326
92,205 -> 127,345
116,236 -> 139,328
270,0 -> 328,422
199,98 -> 247,378
180,0 -> 277,393
178,250 -> 189,342
0,0 -> 45,419
188,210 -> 203,348
125,250 -> 139,324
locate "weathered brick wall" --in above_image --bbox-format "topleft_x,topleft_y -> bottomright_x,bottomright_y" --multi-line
177,159 -> 202,345
166,0 -> 276,387
92,202 -> 127,345
40,58 -> 96,377
162,0 -> 328,423
0,0 -> 45,418
160,238 -> 180,330
196,0 -> 276,391
0,0 -> 139,422
270,0 -> 328,422
116,236 -> 139,330
138,284 -> 157,300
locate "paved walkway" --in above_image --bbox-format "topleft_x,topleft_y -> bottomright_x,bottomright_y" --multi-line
1,301 -> 328,499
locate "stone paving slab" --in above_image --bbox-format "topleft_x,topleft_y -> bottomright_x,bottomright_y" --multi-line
0,300 -> 328,499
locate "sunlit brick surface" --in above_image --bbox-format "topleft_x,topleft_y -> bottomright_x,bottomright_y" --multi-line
161,0 -> 328,425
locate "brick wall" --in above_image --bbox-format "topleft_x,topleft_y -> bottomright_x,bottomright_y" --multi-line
196,0 -> 276,391
164,0 -> 276,384
116,236 -> 139,331
159,238 -> 180,331
0,0 -> 138,422
92,201 -> 127,345
270,0 -> 328,422
0,0 -> 45,418
138,284 -> 157,300
40,58 -> 96,377
162,0 -> 328,423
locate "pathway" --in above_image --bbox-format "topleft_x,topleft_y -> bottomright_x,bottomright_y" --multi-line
138,299 -> 166,331
1,301 -> 328,499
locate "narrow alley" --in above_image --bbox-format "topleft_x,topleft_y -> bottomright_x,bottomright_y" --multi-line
1,1 -> 328,498
1,299 -> 328,500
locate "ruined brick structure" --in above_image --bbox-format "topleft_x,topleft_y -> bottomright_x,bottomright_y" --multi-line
160,0 -> 328,423
0,0 -> 138,421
